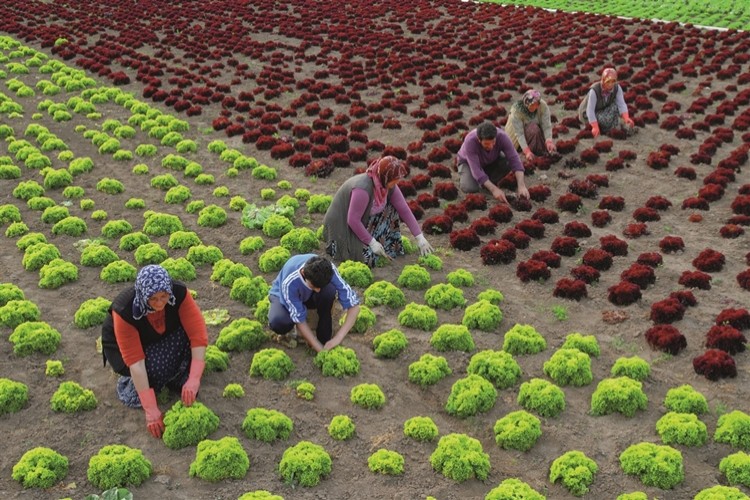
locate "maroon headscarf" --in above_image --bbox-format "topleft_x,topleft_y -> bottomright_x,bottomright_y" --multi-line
366,155 -> 408,211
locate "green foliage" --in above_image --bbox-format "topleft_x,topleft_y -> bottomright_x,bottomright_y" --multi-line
424,283 -> 466,310
296,381 -> 315,400
211,259 -> 253,287
80,243 -> 119,267
241,203 -> 294,230
462,299 -> 503,331
222,383 -> 244,398
62,186 -> 84,199
350,383 -> 386,410
543,348 -> 593,387
11,447 -> 68,488
160,257 -> 196,281
41,205 -> 70,224
197,204 -> 227,227
16,232 -> 46,251
194,173 -> 215,185
720,451 -> 750,488
74,297 -> 111,328
611,356 -> 651,381
664,385 -> 708,415
306,194 -> 332,214
258,246 -> 291,273
100,260 -> 137,284
0,298 -> 41,328
403,416 -> 439,442
229,195 -> 247,211
101,220 -> 133,239
45,359 -> 64,377
162,401 -> 220,450
189,436 -> 249,482
68,157 -> 94,176
51,216 -> 87,237
430,433 -> 490,482
0,282 -> 25,306
164,185 -> 192,204
168,230 -> 202,249
280,227 -> 318,253
96,177 -> 124,195
208,140 -> 227,154
328,415 -> 355,440
0,163 -> 21,179
230,276 -> 269,308
215,318 -> 267,352
262,213 -> 293,238
591,377 -> 648,417
493,410 -> 542,452
13,180 -> 45,200
22,242 -> 61,271
517,378 -> 566,418
561,332 -> 600,357
294,188 -> 311,201
161,153 -> 188,170
502,323 -> 547,355
430,324 -> 475,352
186,244 -> 223,266
142,212 -> 183,236
43,168 -> 73,189
619,442 -> 684,489
10,321 -> 61,355
253,164 -> 277,180
467,350 -> 521,389
397,264 -> 431,290
239,236 -> 265,255
445,374 -> 496,418
616,493 -> 648,500
656,411 -> 707,447
342,304 -> 375,333
279,441 -> 331,487
485,478 -> 545,500
124,198 -> 145,209
364,280 -> 406,308
337,260 -> 373,288
408,353 -> 451,387
368,449 -> 404,475
0,377 -> 29,415
50,381 -> 97,412
373,328 -> 408,358
315,346 -> 360,377
119,231 -> 150,251
418,253 -> 443,270
133,242 -> 167,265
549,450 -> 598,497
694,485 -> 749,500
204,345 -> 229,372
446,268 -> 474,287
5,221 -> 28,237
250,348 -> 295,381
80,199 -> 95,210
715,411 -> 750,450
242,407 -> 293,442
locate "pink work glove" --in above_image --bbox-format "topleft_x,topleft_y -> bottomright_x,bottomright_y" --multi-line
138,388 -> 164,438
522,146 -> 534,161
621,112 -> 635,128
181,358 -> 205,406
545,138 -> 556,153
590,122 -> 600,138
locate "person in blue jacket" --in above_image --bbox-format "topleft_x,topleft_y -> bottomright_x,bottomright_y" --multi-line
268,254 -> 361,352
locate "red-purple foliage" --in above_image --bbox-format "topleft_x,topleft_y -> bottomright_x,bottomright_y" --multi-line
737,269 -> 750,291
637,252 -> 663,268
705,325 -> 747,354
731,195 -> 750,216
698,183 -> 724,202
289,153 -> 311,168
407,200 -> 424,220
716,308 -> 750,330
528,185 -> 552,202
443,203 -> 469,223
531,208 -> 559,224
563,221 -> 591,238
531,250 -> 561,268
692,249 -> 726,272
449,228 -> 481,251
557,194 -> 583,213
470,217 -> 498,236
411,173 -> 432,190
422,215 -> 453,235
556,139 -> 578,154
646,325 -> 687,355
348,147 -> 368,162
510,196 -> 532,212
305,158 -> 335,178
670,290 -> 698,308
585,174 -> 609,188
593,140 -> 613,153
590,210 -> 611,228
600,235 -> 628,256
270,142 -> 295,159
568,179 -> 598,199
571,264 -> 600,284
659,236 -> 685,253
397,180 -> 416,197
516,259 -> 551,283
682,197 -> 710,210
551,236 -> 579,257
553,278 -> 588,301
605,157 -> 626,171
515,219 -> 546,239
623,223 -> 649,238
647,151 -> 670,170
463,193 -> 487,211
582,248 -> 614,271
427,164 -> 453,178
488,204 -> 514,223
621,263 -> 656,289
693,349 -> 737,380
427,146 -> 452,162
678,270 -> 712,290
501,228 -> 531,249
632,207 -> 661,222
416,193 -> 440,209
433,182 -> 458,201
650,297 -> 686,324
607,281 -> 642,306
480,239 -> 517,265
645,196 -> 673,211
580,148 -> 600,164
660,115 -> 683,130
563,158 -> 586,169
676,127 -> 696,139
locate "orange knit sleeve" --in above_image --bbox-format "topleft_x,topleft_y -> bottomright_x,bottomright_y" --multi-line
178,293 -> 209,348
112,311 -> 145,367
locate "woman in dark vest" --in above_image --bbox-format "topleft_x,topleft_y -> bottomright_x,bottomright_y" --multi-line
578,68 -> 635,137
322,155 -> 433,267
101,265 -> 207,438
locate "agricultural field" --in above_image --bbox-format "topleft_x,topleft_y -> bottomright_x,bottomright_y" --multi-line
1,1 -> 750,499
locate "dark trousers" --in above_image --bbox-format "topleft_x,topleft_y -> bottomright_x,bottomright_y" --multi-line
268,283 -> 336,343
458,154 -> 510,193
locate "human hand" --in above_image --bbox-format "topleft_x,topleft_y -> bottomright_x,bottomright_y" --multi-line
368,239 -> 390,259
517,185 -> 530,200
590,122 -> 600,138
523,147 -> 534,162
491,187 -> 509,204
138,388 -> 164,438
181,359 -> 205,406
621,112 -> 634,128
545,138 -> 556,153
323,337 -> 342,350
415,234 -> 434,256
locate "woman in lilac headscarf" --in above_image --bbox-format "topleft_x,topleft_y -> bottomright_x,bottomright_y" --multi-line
578,68 -> 635,137
505,89 -> 557,161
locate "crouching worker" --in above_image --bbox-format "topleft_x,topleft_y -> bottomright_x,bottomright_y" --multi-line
101,264 -> 207,438
268,254 -> 360,353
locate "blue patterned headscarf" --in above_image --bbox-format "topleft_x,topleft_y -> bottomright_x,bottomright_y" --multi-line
132,265 -> 175,320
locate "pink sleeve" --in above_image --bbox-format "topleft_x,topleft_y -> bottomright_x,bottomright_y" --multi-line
390,187 -> 421,236
347,188 -> 372,244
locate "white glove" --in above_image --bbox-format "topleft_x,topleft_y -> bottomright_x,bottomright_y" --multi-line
368,239 -> 388,258
415,234 -> 434,256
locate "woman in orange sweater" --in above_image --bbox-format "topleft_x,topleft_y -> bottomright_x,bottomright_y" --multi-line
101,265 -> 207,438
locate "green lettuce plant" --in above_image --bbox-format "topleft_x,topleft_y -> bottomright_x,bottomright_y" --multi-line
168,230 -> 202,249
197,204 -> 227,228
80,243 -> 119,267
350,383 -> 386,409
279,441 -> 331,487
611,356 -> 650,381
462,299 -> 503,331
241,408 -> 293,442
502,323 -> 547,355
164,185 -> 191,204
39,259 -> 79,288
262,214 -> 293,238
151,173 -> 179,191
50,381 -> 97,412
74,297 -> 111,328
27,196 -> 55,211
424,283 -> 466,310
230,276 -> 269,308
100,260 -> 137,284
517,378 -> 566,418
45,360 -> 64,377
493,410 -> 542,453
62,186 -> 84,199
68,157 -> 93,175
229,195 -> 247,211
549,450 -> 598,497
160,257 -> 196,281
252,164 -> 277,180
664,384 -> 708,415
619,442 -> 683,489
100,220 -> 132,239
22,242 -> 61,271
306,194 -> 332,214
616,493 -> 648,500
296,381 -> 315,400
204,345 -> 229,372
238,491 -> 283,500
364,280 -> 406,308
194,173 -> 215,185
210,259 -> 253,287
254,297 -> 270,324
403,416 -> 438,442
279,227 -> 318,253
0,163 -> 21,179
467,350 -> 521,389
446,268 -> 474,287
430,433 -> 490,482
338,260 -> 373,288
561,332 -> 600,357
0,299 -> 41,328
119,231 -> 150,251
430,324 -> 475,352
485,478 -> 545,500
656,412 -> 707,446
162,401 -> 220,449
258,246 -> 291,273
0,377 -> 29,415
42,168 -> 72,189
10,321 -> 61,355
189,436 -> 249,482
12,447 -> 68,488
133,242 -> 167,265
590,377 -> 648,417
51,216 -> 87,236
543,348 -> 593,387
328,415 -> 355,440
397,264 -> 431,290
143,212 -> 183,237
239,236 -> 265,255
715,411 -> 750,450
445,374 -> 496,417
397,302 -> 438,331
95,177 -> 124,195
216,318 -> 268,352
408,353 -> 451,387
0,282 -> 25,305
720,451 -> 750,488
161,153 -> 189,170
368,449 -> 404,475
222,383 -> 244,398
250,348 -> 295,381
341,304 -> 375,334
372,329 -> 408,358
16,232 -> 46,251
418,253 -> 443,270
694,485 -> 749,500
12,180 -> 45,201
41,205 -> 70,224
186,244 -> 223,266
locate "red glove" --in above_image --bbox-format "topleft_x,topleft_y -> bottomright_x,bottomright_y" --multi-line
545,138 -> 556,153
590,122 -> 600,138
522,147 -> 534,161
138,388 -> 164,438
621,112 -> 635,128
181,358 -> 205,406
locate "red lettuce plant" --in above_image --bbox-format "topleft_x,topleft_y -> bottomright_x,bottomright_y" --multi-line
591,211 -> 612,228
721,224 -> 745,239
659,236 -> 685,253
705,326 -> 747,354
557,194 -> 583,213
645,196 -> 672,211
620,263 -> 655,289
563,221 -> 591,238
449,228 -> 481,251
488,204 -> 513,223
646,325 -> 687,355
433,182 -> 458,201
650,298 -> 686,324
582,249 -> 613,271
678,270 -> 712,290
469,217 -> 497,236
516,259 -> 550,283
551,236 -> 579,257
599,196 -> 625,211
515,219 -> 545,239
692,249 -> 725,272
501,228 -> 531,249
444,203 -> 469,223
632,207 -> 660,222
480,239 -> 516,265
693,349 -> 737,380
571,265 -> 600,284
553,278 -> 587,301
422,215 -> 453,235
607,281 -> 642,306
599,235 -> 628,257
737,269 -> 750,291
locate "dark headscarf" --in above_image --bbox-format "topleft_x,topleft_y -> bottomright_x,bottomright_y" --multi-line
132,265 -> 175,320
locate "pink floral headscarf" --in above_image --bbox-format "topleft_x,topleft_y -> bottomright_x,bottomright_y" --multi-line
522,89 -> 541,108
601,68 -> 618,86
366,155 -> 408,212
